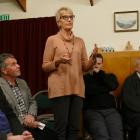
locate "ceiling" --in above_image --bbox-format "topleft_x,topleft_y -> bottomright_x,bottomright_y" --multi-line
0,0 -> 93,12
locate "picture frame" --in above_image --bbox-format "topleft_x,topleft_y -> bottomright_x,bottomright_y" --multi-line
114,11 -> 139,32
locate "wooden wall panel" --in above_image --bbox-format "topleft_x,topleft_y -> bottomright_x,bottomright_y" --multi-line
101,51 -> 140,96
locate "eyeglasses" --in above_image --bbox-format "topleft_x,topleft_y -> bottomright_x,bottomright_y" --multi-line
60,15 -> 75,21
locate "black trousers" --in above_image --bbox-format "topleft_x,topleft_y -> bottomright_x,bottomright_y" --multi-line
51,95 -> 83,140
84,108 -> 124,140
27,126 -> 57,140
123,106 -> 140,140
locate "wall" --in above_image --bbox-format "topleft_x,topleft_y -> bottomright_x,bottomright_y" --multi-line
0,0 -> 140,55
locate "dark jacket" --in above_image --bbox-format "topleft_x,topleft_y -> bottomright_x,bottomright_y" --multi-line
122,72 -> 140,112
0,87 -> 24,140
0,132 -> 7,140
84,70 -> 119,110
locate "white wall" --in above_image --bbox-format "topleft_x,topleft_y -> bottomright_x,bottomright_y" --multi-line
1,0 -> 140,55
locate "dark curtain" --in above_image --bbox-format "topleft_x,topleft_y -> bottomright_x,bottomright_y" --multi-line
0,17 -> 58,95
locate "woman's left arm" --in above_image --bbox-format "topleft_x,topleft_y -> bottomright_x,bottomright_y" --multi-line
81,41 -> 97,72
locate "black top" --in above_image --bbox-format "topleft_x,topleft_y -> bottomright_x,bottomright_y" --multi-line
84,70 -> 119,110
0,133 -> 6,140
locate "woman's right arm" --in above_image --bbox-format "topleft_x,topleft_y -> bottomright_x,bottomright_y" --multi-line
42,36 -> 71,72
42,37 -> 57,72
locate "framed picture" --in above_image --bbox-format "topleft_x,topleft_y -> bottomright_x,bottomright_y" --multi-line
114,11 -> 139,32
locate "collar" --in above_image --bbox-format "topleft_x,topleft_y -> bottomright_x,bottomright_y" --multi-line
7,80 -> 18,88
58,30 -> 74,42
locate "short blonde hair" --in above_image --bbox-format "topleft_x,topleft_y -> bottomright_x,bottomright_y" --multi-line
55,7 -> 74,26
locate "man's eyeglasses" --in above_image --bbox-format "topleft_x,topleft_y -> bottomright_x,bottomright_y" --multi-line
60,15 -> 75,21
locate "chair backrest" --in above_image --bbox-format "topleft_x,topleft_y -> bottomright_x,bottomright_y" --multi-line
34,90 -> 55,132
33,90 -> 52,115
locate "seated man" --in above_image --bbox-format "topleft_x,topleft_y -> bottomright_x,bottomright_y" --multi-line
83,53 -> 124,140
0,53 -> 50,140
0,87 -> 33,140
121,57 -> 140,140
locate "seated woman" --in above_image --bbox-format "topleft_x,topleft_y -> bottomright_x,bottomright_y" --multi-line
83,53 -> 124,140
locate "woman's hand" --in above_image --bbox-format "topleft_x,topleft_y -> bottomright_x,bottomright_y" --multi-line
60,55 -> 71,64
55,53 -> 71,67
92,44 -> 98,57
90,44 -> 98,63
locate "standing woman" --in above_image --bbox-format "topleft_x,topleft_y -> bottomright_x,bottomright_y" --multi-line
42,7 -> 97,140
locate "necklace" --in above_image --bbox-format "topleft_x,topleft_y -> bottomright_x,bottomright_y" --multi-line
59,31 -> 75,57
63,36 -> 74,57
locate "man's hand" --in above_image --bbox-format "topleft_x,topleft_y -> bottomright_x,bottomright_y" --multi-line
23,115 -> 37,128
